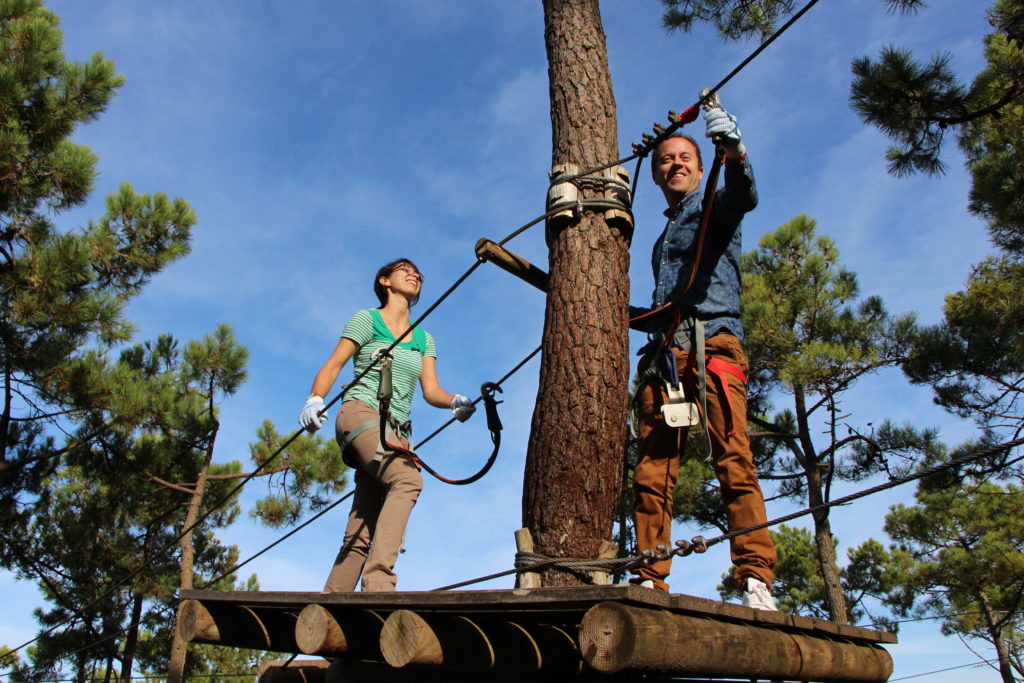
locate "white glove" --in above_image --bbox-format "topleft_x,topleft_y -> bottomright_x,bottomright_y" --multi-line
299,395 -> 328,432
704,107 -> 746,158
451,394 -> 476,422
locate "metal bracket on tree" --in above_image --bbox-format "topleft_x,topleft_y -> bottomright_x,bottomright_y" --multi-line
544,163 -> 634,246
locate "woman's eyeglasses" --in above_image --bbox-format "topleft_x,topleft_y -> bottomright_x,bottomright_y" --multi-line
391,264 -> 423,282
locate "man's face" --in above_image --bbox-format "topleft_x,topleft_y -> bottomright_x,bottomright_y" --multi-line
652,136 -> 704,206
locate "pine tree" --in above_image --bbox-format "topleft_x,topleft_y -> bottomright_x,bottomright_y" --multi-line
0,0 -> 195,563
522,0 -> 630,586
900,15 -> 1024,454
876,479 -> 1024,683
727,214 -> 928,623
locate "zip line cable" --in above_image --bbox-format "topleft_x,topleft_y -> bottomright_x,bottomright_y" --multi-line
4,1 -> 829,672
696,435 -> 1024,553
0,342 -> 546,680
437,435 -> 1024,590
888,657 -> 1003,681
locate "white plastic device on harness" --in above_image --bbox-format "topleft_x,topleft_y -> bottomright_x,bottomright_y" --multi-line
660,330 -> 699,429
662,377 -> 700,428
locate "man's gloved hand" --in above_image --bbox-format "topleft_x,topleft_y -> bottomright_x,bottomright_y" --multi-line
704,107 -> 746,159
299,395 -> 328,432
451,394 -> 476,422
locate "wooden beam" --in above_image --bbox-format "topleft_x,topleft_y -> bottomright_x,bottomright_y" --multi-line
589,540 -> 618,586
295,604 -> 346,656
380,611 -> 495,671
474,239 -> 549,293
178,599 -> 219,644
513,528 -> 542,589
579,601 -> 893,681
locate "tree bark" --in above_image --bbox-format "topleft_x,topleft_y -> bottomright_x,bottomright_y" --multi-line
795,388 -> 849,624
167,446 -> 214,683
980,590 -> 1016,683
522,0 -> 629,587
120,591 -> 143,682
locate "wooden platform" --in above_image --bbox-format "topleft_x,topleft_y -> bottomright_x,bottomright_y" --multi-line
179,585 -> 896,682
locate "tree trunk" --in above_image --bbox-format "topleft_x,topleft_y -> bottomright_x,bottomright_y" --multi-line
522,0 -> 629,586
120,591 -> 143,681
980,590 -> 1016,683
167,448 -> 214,683
795,388 -> 848,623
807,480 -> 848,625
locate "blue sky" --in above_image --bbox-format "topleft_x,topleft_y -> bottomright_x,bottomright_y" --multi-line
0,1 -> 1007,681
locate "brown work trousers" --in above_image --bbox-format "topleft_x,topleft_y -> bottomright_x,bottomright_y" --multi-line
323,400 -> 422,592
633,333 -> 776,592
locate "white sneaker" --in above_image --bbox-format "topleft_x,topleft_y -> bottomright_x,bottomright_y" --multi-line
638,579 -> 655,589
740,577 -> 778,611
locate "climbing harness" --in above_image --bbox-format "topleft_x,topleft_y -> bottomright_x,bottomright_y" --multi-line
369,347 -> 506,486
629,90 -> 750,457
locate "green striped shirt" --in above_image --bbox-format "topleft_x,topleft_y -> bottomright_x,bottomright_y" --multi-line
342,309 -> 436,423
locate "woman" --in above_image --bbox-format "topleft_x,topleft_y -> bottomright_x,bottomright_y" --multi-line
299,258 -> 475,592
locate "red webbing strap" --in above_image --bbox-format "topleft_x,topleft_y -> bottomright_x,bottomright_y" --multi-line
705,355 -> 746,437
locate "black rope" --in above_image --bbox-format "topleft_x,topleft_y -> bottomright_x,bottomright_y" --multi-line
413,344 -> 541,450
703,0 -> 822,106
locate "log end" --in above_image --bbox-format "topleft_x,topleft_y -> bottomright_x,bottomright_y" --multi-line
178,599 -> 220,644
380,609 -> 443,668
578,601 -> 635,673
295,603 -> 348,656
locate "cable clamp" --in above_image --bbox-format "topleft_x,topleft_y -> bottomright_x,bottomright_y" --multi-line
545,163 -> 633,245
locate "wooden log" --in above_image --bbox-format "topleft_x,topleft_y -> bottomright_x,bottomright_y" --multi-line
513,528 -> 542,589
473,620 -> 540,672
475,239 -> 549,293
179,600 -> 272,650
379,610 -> 494,671
251,606 -> 300,653
589,540 -> 618,586
295,604 -> 347,656
178,599 -> 219,644
579,601 -> 892,681
257,659 -> 329,683
380,610 -> 442,667
296,605 -> 387,660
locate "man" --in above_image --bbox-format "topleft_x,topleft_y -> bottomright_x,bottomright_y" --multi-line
628,104 -> 777,610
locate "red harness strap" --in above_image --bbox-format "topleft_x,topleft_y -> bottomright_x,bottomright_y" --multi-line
704,355 -> 746,438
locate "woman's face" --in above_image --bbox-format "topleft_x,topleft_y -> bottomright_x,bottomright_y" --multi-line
381,262 -> 423,299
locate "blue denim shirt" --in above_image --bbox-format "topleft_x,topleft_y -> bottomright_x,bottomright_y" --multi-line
634,156 -> 757,342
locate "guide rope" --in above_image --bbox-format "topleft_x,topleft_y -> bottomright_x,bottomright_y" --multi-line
435,435 -> 1024,590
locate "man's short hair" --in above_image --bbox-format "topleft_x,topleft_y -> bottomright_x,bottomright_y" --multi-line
651,133 -> 703,176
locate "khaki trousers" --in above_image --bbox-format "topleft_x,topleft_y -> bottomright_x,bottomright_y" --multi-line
323,400 -> 422,592
633,333 -> 776,591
